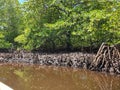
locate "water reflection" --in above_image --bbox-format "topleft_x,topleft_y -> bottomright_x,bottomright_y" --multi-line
0,64 -> 120,90
93,73 -> 120,90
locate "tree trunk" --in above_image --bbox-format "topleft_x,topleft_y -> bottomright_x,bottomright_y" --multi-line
66,30 -> 72,51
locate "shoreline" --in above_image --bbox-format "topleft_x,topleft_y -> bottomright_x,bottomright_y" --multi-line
0,51 -> 120,75
0,52 -> 94,68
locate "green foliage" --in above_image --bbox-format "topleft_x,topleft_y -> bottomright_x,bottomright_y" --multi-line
0,0 -> 22,49
0,32 -> 12,48
0,0 -> 120,51
14,34 -> 27,44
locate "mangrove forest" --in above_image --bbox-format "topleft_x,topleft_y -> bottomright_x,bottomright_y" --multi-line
0,0 -> 120,90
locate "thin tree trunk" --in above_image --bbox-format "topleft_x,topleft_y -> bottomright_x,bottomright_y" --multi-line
66,30 -> 72,51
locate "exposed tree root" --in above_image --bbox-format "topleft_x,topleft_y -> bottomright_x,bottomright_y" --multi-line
90,43 -> 120,74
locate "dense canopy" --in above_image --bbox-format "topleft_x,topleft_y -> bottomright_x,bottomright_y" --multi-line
0,0 -> 120,52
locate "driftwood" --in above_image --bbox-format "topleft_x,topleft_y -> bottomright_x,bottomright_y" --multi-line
90,43 -> 120,74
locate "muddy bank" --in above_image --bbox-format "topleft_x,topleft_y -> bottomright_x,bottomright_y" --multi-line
0,51 -> 120,75
0,51 -> 94,68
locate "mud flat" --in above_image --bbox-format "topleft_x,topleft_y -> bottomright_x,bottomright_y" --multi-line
0,50 -> 120,75
0,51 -> 94,68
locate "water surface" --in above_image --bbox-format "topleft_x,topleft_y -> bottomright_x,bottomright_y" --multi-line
0,64 -> 120,90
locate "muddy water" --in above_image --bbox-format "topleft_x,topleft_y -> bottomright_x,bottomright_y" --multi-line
0,64 -> 120,90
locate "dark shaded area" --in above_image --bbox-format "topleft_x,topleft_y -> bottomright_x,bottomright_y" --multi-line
32,46 -> 99,54
0,48 -> 10,53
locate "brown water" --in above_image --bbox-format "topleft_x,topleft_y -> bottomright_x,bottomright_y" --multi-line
0,64 -> 120,90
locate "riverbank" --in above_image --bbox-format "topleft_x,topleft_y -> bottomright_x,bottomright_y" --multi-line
0,52 -> 94,68
0,51 -> 119,75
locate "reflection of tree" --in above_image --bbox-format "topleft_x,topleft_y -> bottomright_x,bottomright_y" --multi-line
58,67 -> 120,90
0,65 -> 28,90
93,73 -> 120,90
0,65 -> 120,90
43,66 -> 120,90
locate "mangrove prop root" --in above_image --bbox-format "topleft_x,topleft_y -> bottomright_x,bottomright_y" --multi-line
90,43 -> 120,74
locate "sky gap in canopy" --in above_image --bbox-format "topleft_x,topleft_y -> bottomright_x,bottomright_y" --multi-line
19,0 -> 25,4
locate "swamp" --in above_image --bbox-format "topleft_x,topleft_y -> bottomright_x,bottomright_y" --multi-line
0,0 -> 120,90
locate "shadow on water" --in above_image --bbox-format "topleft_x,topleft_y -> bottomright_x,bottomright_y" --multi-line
0,64 -> 120,90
